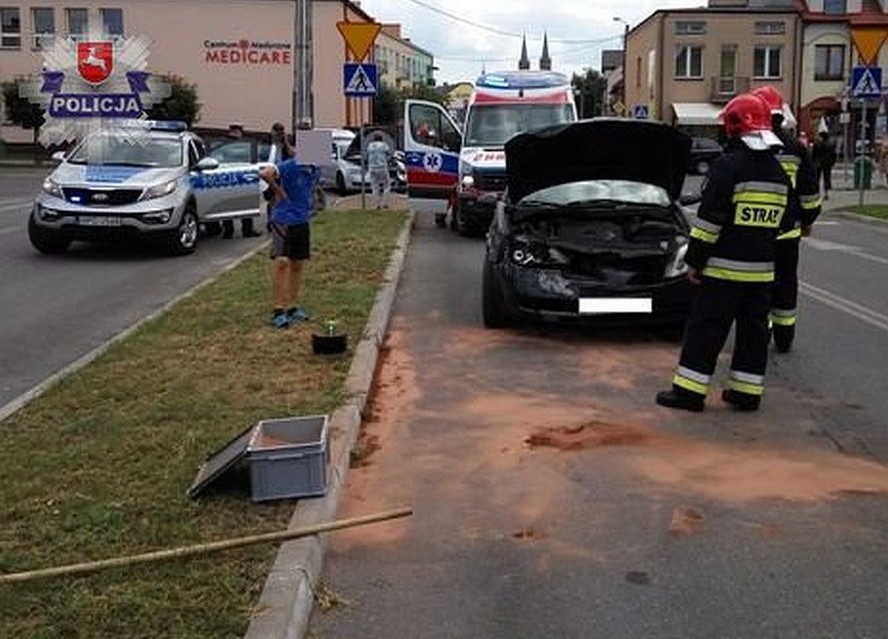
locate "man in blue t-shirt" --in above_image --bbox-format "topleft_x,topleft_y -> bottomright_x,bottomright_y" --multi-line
259,159 -> 321,329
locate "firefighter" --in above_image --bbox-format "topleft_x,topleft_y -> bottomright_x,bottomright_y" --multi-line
752,86 -> 822,353
656,93 -> 791,412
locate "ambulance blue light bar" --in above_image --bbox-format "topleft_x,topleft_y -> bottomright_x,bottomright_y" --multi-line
475,70 -> 569,90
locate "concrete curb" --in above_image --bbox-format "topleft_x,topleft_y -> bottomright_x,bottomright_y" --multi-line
822,208 -> 888,227
243,210 -> 415,639
0,239 -> 270,425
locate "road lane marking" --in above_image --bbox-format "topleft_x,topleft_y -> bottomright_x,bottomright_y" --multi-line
800,281 -> 888,333
804,237 -> 888,266
0,198 -> 33,212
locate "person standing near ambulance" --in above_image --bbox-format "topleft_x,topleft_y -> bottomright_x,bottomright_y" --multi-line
752,86 -> 822,353
656,93 -> 791,412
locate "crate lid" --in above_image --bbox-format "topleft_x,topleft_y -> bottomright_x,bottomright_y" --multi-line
187,424 -> 256,499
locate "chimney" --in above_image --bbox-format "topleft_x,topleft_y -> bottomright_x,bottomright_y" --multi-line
540,32 -> 551,71
519,34 -> 530,70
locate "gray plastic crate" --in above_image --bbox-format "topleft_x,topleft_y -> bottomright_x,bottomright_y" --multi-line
246,414 -> 329,502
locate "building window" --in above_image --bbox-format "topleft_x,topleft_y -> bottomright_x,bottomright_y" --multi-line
66,8 -> 88,41
815,44 -> 845,81
1,7 -> 21,49
755,21 -> 785,35
31,7 -> 54,49
754,46 -> 781,78
675,45 -> 702,79
636,56 -> 641,88
823,0 -> 846,14
100,8 -> 123,38
675,21 -> 706,35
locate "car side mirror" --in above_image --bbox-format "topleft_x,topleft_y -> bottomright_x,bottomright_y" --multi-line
195,157 -> 220,171
679,193 -> 702,206
51,150 -> 66,163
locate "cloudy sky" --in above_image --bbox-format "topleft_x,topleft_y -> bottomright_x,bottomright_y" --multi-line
358,0 -> 704,84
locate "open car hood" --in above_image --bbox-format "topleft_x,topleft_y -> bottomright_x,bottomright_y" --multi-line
505,118 -> 691,203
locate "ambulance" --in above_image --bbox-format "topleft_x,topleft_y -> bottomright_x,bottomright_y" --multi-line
404,70 -> 578,235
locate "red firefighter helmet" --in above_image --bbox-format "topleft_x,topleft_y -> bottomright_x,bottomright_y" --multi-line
752,85 -> 785,115
720,93 -> 782,151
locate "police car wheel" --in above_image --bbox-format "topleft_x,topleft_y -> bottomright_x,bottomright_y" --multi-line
336,173 -> 347,196
167,206 -> 199,256
28,213 -> 70,255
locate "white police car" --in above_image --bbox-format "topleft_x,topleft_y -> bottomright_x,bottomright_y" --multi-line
30,121 -> 263,255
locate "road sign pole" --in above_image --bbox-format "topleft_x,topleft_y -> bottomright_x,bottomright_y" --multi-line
860,98 -> 867,207
361,123 -> 366,210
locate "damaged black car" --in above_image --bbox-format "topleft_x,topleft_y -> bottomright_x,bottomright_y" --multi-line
482,118 -> 696,328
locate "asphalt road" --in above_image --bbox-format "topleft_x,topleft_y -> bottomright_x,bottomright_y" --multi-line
0,168 -> 267,412
309,204 -> 888,638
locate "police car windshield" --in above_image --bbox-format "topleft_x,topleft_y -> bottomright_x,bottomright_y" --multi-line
466,104 -> 574,147
67,133 -> 183,168
519,180 -> 671,208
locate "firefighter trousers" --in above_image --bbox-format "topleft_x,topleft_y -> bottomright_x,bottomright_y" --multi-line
673,278 -> 772,400
770,236 -> 799,327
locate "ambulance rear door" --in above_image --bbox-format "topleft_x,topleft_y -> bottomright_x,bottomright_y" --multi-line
403,99 -> 462,199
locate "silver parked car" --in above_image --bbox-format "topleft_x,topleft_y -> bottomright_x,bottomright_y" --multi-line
30,121 -> 263,255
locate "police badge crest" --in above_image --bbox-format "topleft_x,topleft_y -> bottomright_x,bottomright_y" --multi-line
19,30 -> 171,147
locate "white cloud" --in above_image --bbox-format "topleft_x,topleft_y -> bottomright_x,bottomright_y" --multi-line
358,0 -> 700,83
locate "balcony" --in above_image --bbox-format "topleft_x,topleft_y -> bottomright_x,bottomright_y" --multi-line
710,76 -> 750,103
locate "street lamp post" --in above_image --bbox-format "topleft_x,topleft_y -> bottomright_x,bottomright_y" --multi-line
613,17 -> 629,115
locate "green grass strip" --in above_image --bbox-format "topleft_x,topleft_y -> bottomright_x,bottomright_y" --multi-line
841,205 -> 888,220
0,208 -> 407,639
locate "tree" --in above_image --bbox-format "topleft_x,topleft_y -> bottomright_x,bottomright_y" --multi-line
145,74 -> 201,126
1,78 -> 45,146
373,82 -> 447,126
571,69 -> 607,119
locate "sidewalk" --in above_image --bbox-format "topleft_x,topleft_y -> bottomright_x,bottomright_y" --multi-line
810,160 -> 888,217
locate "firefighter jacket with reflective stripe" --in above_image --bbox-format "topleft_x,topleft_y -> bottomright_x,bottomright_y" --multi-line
686,142 -> 790,283
776,130 -> 822,235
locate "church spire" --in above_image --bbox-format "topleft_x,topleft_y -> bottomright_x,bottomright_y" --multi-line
519,33 -> 530,70
540,32 -> 551,70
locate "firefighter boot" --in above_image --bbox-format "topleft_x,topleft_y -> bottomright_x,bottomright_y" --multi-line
772,324 -> 794,353
656,387 -> 705,412
721,389 -> 761,412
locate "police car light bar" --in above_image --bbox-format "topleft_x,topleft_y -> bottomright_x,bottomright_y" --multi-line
147,120 -> 188,132
475,70 -> 569,90
116,119 -> 188,132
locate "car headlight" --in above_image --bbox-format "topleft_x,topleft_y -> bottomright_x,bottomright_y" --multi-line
508,239 -> 569,268
139,180 -> 177,201
42,178 -> 63,199
461,174 -> 475,188
664,238 -> 689,278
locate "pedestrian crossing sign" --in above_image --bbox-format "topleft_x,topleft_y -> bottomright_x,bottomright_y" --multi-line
343,63 -> 378,97
851,66 -> 882,98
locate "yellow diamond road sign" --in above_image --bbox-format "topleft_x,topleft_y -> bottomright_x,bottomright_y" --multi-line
336,21 -> 382,62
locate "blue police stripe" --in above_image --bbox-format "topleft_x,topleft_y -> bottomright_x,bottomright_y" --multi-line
190,170 -> 260,190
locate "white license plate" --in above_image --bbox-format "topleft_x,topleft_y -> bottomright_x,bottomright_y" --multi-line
579,298 -> 653,314
74,215 -> 122,227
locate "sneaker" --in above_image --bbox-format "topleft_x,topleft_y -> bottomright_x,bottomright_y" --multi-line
722,389 -> 760,412
287,307 -> 311,322
271,313 -> 291,329
655,389 -> 705,412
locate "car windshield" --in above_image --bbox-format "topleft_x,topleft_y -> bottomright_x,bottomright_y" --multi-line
519,180 -> 671,208
465,104 -> 574,147
67,133 -> 183,167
